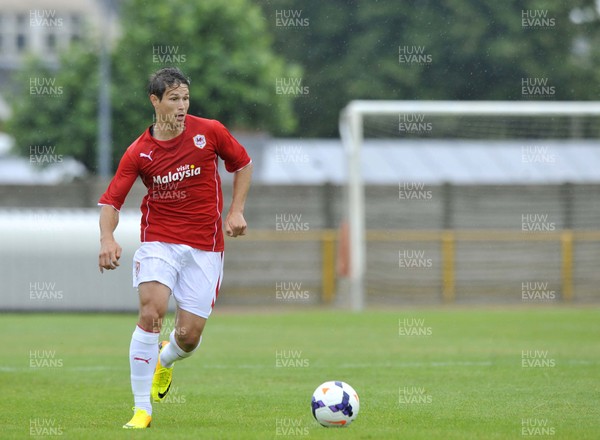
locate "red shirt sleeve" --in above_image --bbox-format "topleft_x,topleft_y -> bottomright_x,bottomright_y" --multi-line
98,147 -> 139,211
213,120 -> 252,172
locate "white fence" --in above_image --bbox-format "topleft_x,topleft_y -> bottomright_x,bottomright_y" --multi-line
1,209 -> 143,311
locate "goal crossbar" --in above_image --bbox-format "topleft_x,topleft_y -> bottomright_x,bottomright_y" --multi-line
342,100 -> 600,117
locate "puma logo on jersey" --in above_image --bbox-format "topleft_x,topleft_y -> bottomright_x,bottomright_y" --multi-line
140,151 -> 154,161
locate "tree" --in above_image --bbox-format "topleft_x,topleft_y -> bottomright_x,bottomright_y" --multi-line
7,47 -> 101,169
8,0 -> 297,172
110,0 -> 299,170
255,0 -> 600,137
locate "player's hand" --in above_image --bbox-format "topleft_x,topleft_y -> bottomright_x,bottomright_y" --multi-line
99,238 -> 122,273
225,211 -> 247,237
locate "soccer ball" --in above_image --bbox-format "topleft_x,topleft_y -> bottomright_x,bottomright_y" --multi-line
311,381 -> 360,427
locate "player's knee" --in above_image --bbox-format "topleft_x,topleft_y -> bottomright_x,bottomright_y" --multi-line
176,331 -> 202,353
139,304 -> 166,333
179,341 -> 198,353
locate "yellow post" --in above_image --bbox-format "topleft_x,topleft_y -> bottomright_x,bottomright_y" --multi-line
321,230 -> 337,304
441,231 -> 455,303
561,230 -> 574,302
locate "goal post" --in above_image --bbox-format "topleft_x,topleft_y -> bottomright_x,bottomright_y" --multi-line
338,100 -> 600,311
339,105 -> 366,311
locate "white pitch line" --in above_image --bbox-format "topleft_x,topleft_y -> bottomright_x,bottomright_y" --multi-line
0,360 -> 515,372
1,359 -> 596,373
0,365 -> 126,372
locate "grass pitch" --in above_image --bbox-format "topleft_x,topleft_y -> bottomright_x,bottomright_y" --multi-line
1,307 -> 598,439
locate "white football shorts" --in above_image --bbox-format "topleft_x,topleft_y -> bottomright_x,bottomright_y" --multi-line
132,241 -> 224,318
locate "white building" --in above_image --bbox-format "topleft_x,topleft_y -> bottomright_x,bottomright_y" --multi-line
0,0 -> 119,86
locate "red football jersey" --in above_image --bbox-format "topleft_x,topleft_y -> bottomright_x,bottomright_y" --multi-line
98,114 -> 251,252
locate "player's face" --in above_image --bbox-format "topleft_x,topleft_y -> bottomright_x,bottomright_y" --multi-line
152,84 -> 190,125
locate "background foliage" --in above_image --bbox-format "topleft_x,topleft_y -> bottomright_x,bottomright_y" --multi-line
8,0 -> 297,171
257,0 -> 600,136
7,0 -> 600,170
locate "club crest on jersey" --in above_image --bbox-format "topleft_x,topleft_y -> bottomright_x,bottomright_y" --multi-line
193,134 -> 206,149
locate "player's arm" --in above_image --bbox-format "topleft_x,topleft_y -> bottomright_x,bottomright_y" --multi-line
213,120 -> 253,238
99,205 -> 122,272
97,148 -> 139,272
225,162 -> 253,237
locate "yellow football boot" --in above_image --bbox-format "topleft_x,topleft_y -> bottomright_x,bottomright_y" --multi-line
151,341 -> 174,402
122,408 -> 151,429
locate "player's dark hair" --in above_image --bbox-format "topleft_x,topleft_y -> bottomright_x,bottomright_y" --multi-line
147,67 -> 190,100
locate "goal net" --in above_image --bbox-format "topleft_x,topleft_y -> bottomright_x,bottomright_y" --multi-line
338,101 -> 600,310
